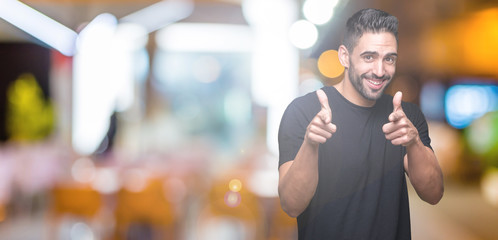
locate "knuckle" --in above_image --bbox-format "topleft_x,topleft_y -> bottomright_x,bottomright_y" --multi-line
309,126 -> 319,134
400,128 -> 407,135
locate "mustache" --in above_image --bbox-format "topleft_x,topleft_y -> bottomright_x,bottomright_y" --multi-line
361,73 -> 391,81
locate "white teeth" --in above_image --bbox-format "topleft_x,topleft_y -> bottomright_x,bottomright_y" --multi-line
368,80 -> 382,85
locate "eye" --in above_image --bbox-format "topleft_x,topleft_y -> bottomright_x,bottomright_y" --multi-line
385,56 -> 397,64
363,55 -> 374,62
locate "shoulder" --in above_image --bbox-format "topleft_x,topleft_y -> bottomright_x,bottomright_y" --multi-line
282,86 -> 340,119
293,90 -> 320,106
280,90 -> 322,130
285,90 -> 321,115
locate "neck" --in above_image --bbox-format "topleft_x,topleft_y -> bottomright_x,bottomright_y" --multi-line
333,75 -> 376,107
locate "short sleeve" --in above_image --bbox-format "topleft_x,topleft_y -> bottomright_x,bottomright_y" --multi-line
278,96 -> 317,168
404,102 -> 433,151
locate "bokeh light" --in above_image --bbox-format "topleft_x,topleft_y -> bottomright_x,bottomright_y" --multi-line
466,111 -> 498,162
317,49 -> 344,78
289,20 -> 318,49
299,75 -> 324,96
70,222 -> 95,240
481,168 -> 498,207
122,168 -> 148,193
91,168 -> 119,194
71,157 -> 96,183
302,0 -> 338,25
445,84 -> 498,129
224,191 -> 241,208
228,179 -> 242,192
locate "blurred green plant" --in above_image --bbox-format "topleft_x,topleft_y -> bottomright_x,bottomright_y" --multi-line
6,73 -> 55,141
465,111 -> 498,168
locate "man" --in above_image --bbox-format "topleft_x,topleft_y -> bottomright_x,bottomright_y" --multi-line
277,8 -> 444,239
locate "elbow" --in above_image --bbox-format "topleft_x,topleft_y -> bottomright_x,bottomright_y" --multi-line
433,186 -> 445,205
424,184 -> 444,205
425,196 -> 442,205
281,203 -> 302,218
279,196 -> 303,218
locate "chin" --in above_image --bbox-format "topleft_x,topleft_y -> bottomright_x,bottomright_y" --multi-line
362,88 -> 386,101
366,83 -> 391,100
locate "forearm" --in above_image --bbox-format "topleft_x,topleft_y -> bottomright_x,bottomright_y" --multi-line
406,138 -> 444,204
278,141 -> 319,217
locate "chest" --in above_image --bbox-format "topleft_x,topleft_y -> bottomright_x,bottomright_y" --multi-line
317,105 -> 405,185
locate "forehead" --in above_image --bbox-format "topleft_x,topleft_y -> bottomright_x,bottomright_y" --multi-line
353,32 -> 397,55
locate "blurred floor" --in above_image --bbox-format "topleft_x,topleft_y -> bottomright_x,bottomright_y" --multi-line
0,180 -> 497,240
410,180 -> 498,240
0,212 -> 46,240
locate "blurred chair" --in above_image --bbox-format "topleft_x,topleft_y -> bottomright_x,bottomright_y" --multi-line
0,203 -> 5,223
196,176 -> 266,240
113,177 -> 176,240
49,183 -> 104,239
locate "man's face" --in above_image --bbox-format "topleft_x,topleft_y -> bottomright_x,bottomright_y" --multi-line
347,32 -> 398,101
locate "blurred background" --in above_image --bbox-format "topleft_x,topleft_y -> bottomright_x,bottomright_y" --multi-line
0,0 -> 497,239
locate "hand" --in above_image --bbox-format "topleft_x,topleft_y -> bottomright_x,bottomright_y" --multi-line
382,91 -> 419,146
305,89 -> 337,146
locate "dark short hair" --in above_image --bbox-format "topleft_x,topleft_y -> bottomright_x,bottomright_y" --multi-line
342,8 -> 398,52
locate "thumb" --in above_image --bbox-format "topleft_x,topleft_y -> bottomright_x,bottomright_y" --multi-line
393,91 -> 403,112
317,89 -> 332,122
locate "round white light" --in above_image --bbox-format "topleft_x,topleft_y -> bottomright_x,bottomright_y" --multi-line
289,20 -> 318,49
303,0 -> 338,25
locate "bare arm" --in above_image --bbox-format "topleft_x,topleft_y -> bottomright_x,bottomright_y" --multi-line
404,142 -> 444,204
383,91 -> 444,205
278,90 -> 337,217
278,142 -> 319,217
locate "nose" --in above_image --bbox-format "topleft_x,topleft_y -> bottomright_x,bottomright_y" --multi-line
372,60 -> 385,78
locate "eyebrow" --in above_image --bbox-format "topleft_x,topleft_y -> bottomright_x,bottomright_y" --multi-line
360,51 -> 398,57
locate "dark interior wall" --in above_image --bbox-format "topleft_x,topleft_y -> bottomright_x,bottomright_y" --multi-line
0,42 -> 51,142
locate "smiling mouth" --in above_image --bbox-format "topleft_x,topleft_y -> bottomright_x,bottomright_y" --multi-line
367,79 -> 383,86
365,78 -> 386,90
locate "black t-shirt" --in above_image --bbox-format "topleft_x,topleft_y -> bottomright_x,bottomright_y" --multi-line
278,86 -> 432,240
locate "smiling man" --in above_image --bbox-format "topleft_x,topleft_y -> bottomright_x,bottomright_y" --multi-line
278,8 -> 444,239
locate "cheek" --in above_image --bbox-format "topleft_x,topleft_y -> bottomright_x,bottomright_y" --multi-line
386,65 -> 396,76
353,63 -> 371,75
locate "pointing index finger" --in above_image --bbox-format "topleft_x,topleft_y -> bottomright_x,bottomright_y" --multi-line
316,89 -> 332,123
317,89 -> 330,112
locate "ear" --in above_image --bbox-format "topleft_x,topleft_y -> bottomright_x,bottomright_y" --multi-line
338,45 -> 350,68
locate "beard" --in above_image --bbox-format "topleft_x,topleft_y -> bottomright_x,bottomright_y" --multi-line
348,60 -> 393,101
